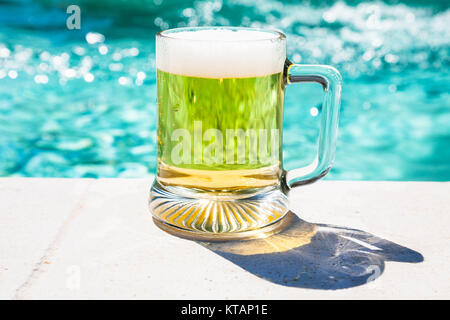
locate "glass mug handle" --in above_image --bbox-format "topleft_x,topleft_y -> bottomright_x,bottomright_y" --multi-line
283,60 -> 342,189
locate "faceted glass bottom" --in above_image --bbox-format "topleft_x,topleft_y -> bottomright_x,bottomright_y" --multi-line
149,180 -> 289,239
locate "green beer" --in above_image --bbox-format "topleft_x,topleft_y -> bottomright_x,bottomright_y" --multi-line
157,70 -> 284,190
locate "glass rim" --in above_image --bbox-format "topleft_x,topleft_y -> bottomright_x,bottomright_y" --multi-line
156,26 -> 286,42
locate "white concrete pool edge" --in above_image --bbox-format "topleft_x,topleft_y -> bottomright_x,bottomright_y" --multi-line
0,178 -> 449,299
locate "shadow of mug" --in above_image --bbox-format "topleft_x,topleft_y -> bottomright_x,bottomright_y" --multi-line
199,211 -> 424,290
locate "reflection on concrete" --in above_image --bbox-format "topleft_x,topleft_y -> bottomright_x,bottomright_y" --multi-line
200,211 -> 424,290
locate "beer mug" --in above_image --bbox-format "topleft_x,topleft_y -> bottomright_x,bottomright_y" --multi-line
150,27 -> 342,240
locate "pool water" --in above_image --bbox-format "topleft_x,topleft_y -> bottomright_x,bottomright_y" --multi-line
0,0 -> 449,180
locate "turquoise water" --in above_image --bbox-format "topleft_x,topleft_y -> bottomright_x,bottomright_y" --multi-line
0,0 -> 449,180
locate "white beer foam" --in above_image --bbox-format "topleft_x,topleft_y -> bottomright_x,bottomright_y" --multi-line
156,28 -> 286,78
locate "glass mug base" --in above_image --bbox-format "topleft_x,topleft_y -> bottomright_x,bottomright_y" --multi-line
149,180 -> 289,240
